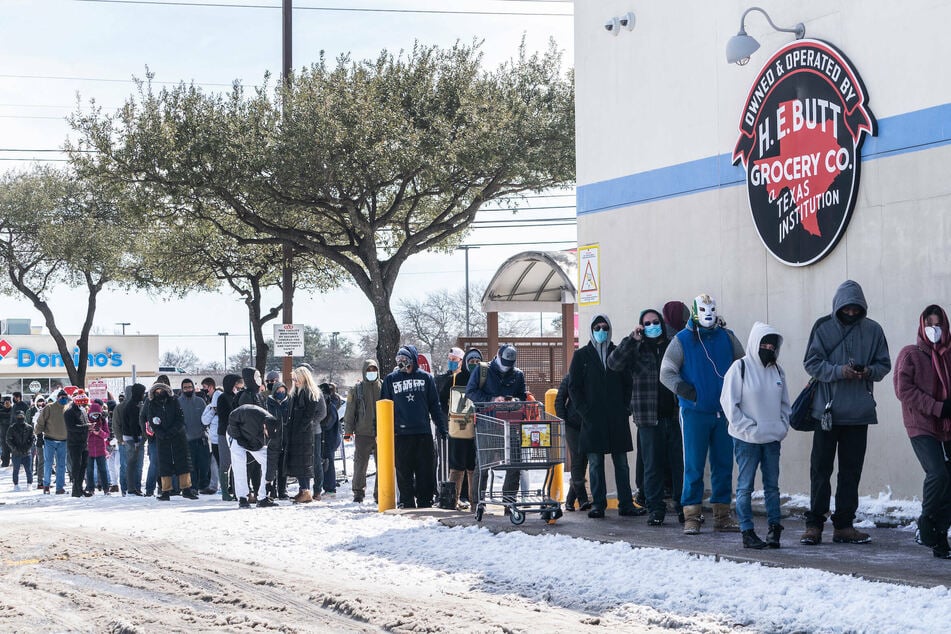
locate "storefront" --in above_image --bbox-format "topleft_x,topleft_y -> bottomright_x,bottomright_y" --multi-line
575,1 -> 951,498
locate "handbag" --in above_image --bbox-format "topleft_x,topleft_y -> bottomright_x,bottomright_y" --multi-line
448,386 -> 475,439
790,322 -> 854,432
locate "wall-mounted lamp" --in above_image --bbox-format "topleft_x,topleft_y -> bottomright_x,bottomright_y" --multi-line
726,6 -> 805,65
604,11 -> 635,36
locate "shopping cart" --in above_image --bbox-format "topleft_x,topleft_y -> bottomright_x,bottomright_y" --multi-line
473,400 -> 565,525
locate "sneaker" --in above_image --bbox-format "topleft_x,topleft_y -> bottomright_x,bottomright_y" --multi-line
832,526 -> 871,544
12,484 -> 20,491
800,525 -> 823,545
257,496 -> 278,508
353,495 -> 364,504
578,502 -> 593,511
742,529 -> 768,549
247,492 -> 257,504
55,488 -> 66,495
647,513 -> 665,526
199,488 -> 218,495
238,497 -> 251,509
109,485 -> 119,493
181,488 -> 199,500
157,492 -> 171,502
587,508 -> 605,519
619,507 -> 647,517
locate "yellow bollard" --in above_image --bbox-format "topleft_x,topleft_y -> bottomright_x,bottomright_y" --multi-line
544,388 -> 564,504
376,399 -> 396,512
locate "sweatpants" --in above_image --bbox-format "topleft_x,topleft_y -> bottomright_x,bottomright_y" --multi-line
229,440 -> 268,501
395,433 -> 436,508
680,409 -> 733,506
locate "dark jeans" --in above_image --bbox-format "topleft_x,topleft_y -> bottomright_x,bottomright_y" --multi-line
588,451 -> 634,512
12,452 -> 33,484
395,433 -> 436,508
146,440 -> 159,494
312,432 -> 324,494
0,422 -> 11,465
640,417 -> 684,517
909,436 -> 951,530
85,455 -> 110,492
806,424 -> 868,529
68,445 -> 88,496
188,437 -> 211,490
125,439 -> 145,494
322,422 -> 341,493
564,424 -> 589,506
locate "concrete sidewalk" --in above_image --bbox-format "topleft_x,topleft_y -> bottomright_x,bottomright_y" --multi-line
395,505 -> 949,589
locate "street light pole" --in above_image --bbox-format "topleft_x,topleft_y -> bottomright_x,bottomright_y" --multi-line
457,245 -> 479,338
280,0 -> 295,384
329,331 -> 339,383
218,332 -> 229,371
116,322 -> 130,336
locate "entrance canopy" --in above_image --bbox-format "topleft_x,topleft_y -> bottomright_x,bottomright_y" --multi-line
481,250 -> 576,313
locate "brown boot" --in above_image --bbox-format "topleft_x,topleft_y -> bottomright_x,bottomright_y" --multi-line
293,489 -> 313,504
832,526 -> 871,544
713,503 -> 741,532
683,504 -> 702,535
800,525 -> 823,545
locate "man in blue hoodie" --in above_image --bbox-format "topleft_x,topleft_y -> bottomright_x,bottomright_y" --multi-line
381,345 -> 448,508
660,294 -> 745,535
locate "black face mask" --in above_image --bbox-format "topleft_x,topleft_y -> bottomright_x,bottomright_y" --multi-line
838,311 -> 861,325
155,391 -> 168,402
758,349 -> 777,366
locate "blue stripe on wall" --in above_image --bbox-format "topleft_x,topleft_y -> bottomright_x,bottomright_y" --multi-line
577,102 -> 951,215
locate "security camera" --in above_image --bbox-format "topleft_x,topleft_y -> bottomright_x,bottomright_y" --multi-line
619,12 -> 635,31
604,17 -> 620,35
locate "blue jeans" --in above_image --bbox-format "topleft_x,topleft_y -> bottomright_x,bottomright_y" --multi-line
12,452 -> 33,485
125,439 -> 145,493
86,455 -> 110,492
44,439 -> 67,490
681,409 -> 734,506
734,439 -> 781,531
588,451 -> 635,512
146,440 -> 158,494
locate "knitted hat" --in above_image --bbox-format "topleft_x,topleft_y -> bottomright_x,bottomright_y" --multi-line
72,390 -> 90,406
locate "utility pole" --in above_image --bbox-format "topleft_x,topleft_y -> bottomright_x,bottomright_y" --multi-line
281,0 -> 295,383
457,245 -> 479,337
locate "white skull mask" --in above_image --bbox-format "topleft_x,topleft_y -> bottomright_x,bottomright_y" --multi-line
692,294 -> 718,329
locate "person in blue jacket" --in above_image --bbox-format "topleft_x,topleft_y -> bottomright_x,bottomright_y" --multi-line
660,294 -> 744,535
381,345 -> 448,508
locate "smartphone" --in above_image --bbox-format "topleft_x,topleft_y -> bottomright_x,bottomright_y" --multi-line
852,364 -> 865,372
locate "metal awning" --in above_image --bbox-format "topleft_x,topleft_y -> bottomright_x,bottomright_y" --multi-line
481,250 -> 576,313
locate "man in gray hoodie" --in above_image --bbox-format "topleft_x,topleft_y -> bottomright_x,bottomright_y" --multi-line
800,280 -> 891,546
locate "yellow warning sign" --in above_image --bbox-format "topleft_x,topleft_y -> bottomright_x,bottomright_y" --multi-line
578,244 -> 600,306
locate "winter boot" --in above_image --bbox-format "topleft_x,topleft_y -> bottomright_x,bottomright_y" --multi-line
917,514 -> 938,548
238,497 -> 251,509
683,504 -> 702,535
766,523 -> 784,548
293,489 -> 313,504
832,526 -> 872,544
713,503 -> 741,532
158,477 -> 173,501
742,529 -> 768,549
157,491 -> 172,501
800,525 -> 823,545
932,522 -> 950,559
178,473 -> 199,499
257,496 -> 278,508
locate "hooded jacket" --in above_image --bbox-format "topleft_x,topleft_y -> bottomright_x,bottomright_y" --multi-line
141,383 -> 186,439
568,314 -> 634,454
465,348 -> 527,403
86,403 -> 112,458
179,384 -> 207,441
660,313 -> 745,415
202,390 -> 221,438
804,280 -> 891,425
6,415 -> 35,457
381,345 -> 447,436
437,353 -> 474,418
344,359 -> 382,437
893,305 -> 951,442
720,322 -> 791,444
608,309 -> 678,426
227,404 -> 277,452
216,374 -> 241,437
237,367 -> 266,408
121,384 -> 146,440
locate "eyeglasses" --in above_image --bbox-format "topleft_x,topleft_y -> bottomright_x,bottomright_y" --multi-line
593,324 -> 610,331
642,319 -> 660,326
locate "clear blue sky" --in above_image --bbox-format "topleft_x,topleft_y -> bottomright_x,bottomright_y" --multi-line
0,0 -> 576,365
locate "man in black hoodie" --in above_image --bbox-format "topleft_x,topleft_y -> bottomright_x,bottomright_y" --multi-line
237,368 -> 266,499
216,373 -> 242,501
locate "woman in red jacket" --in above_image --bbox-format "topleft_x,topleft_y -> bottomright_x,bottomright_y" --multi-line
894,304 -> 951,559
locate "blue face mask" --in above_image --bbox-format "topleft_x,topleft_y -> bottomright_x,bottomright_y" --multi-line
592,329 -> 609,344
447,360 -> 459,371
58,397 -> 69,405
644,323 -> 663,338
275,391 -> 287,401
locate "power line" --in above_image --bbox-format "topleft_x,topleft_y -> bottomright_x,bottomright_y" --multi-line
72,0 -> 572,17
0,73 -> 239,88
459,240 -> 575,247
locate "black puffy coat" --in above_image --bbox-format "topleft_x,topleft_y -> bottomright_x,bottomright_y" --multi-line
227,404 -> 276,452
285,388 -> 318,478
141,388 -> 186,440
6,419 -> 35,456
568,339 -> 634,455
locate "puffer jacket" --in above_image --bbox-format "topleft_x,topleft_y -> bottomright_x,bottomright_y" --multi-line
228,404 -> 277,452
6,418 -> 35,456
140,384 -> 186,439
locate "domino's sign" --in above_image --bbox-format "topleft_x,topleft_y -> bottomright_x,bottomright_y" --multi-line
0,334 -> 158,377
15,346 -> 123,369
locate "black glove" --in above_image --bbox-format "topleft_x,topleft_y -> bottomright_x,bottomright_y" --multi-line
437,428 -> 448,440
940,399 -> 951,419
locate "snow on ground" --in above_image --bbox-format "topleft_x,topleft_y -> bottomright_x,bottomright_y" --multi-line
1,474 -> 948,634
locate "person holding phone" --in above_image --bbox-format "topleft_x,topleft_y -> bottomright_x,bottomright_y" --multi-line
800,280 -> 891,546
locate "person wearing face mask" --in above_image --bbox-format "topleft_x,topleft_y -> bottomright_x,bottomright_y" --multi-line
437,348 -> 480,510
344,359 -> 383,504
720,322 -> 791,549
179,379 -> 212,495
609,308 -> 683,525
800,280 -> 891,546
894,304 -> 951,560
660,294 -> 745,535
382,345 -> 448,508
263,382 -> 290,500
64,390 -> 92,497
569,315 -> 636,519
264,371 -> 281,397
35,390 -> 70,494
215,374 -> 242,501
141,382 -> 198,501
466,344 -> 527,507
28,397 -> 46,489
0,396 -> 14,468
